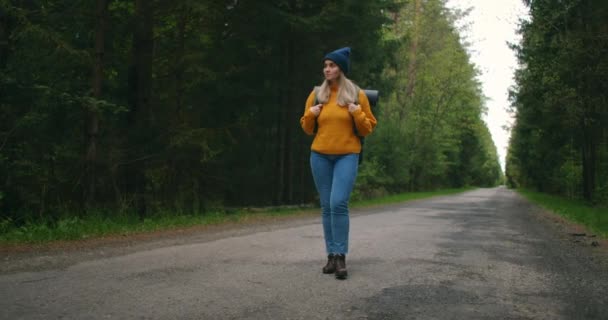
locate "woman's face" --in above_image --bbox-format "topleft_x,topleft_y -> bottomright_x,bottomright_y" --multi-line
323,60 -> 341,82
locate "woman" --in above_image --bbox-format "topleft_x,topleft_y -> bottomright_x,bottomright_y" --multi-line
300,47 -> 377,280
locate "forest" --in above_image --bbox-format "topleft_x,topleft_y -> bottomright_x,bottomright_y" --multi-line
1,0 -> 505,226
506,0 -> 608,206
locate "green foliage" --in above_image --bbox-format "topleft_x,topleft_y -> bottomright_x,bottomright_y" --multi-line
1,0 -> 503,226
352,159 -> 391,201
362,0 -> 502,193
507,0 -> 608,205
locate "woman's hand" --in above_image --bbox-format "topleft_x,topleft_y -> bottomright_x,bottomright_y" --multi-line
310,104 -> 323,116
348,103 -> 361,113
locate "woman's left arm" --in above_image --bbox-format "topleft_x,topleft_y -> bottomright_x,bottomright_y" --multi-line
351,90 -> 377,136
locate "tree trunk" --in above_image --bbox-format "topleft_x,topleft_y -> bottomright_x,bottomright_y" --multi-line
127,0 -> 154,216
275,42 -> 288,204
579,1 -> 599,202
402,0 -> 422,180
175,6 -> 187,125
581,121 -> 596,202
133,0 -> 153,127
0,7 -> 9,69
285,37 -> 296,203
84,0 -> 108,207
404,0 -> 421,106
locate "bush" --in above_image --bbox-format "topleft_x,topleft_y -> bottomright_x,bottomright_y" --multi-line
353,159 -> 391,201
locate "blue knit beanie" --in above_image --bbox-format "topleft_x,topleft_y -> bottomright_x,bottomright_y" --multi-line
324,47 -> 351,75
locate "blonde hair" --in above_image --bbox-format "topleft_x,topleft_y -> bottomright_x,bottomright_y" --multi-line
315,74 -> 360,106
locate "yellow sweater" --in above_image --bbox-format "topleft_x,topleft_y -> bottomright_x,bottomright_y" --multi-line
300,87 -> 377,154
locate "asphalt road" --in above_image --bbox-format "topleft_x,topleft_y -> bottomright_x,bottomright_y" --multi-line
1,187 -> 607,319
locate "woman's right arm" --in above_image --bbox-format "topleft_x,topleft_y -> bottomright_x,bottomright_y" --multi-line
300,90 -> 317,135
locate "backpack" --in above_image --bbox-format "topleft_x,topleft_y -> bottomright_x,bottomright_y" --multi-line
313,87 -> 379,165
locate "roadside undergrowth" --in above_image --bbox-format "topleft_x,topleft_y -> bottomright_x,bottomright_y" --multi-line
0,188 -> 474,245
517,189 -> 608,238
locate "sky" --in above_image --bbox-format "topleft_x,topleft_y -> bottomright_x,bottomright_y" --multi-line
445,0 -> 529,171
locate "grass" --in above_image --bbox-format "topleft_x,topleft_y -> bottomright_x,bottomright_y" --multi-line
0,209 -> 307,245
0,187 -> 473,245
517,189 -> 608,237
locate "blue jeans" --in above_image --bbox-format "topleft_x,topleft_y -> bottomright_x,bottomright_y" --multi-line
310,151 -> 359,255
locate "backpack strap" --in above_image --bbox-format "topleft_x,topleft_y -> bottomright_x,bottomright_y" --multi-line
313,87 -> 320,133
354,89 -> 364,165
353,90 -> 361,137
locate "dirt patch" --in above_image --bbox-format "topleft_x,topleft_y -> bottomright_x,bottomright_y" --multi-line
531,204 -> 608,252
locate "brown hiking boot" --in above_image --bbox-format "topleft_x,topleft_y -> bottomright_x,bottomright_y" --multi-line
322,254 -> 336,274
335,254 -> 347,279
